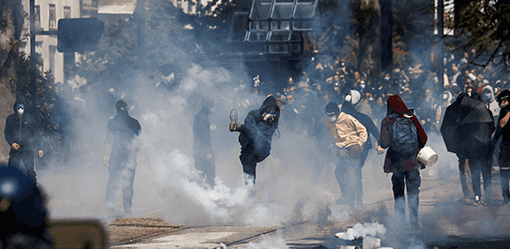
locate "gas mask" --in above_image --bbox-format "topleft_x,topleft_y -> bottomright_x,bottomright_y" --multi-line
482,92 -> 491,103
16,104 -> 24,116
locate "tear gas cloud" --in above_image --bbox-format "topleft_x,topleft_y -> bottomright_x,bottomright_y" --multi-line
31,1 -> 504,248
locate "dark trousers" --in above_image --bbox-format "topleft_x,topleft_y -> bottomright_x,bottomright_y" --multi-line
457,156 -> 473,199
240,152 -> 258,185
105,156 -> 137,211
335,144 -> 362,209
357,146 -> 370,202
469,157 -> 492,199
9,151 -> 36,182
391,168 -> 421,225
499,144 -> 510,200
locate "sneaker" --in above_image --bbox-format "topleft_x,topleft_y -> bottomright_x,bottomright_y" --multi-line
229,109 -> 239,132
473,195 -> 484,206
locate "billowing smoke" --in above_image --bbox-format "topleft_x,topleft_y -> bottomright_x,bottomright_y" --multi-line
335,222 -> 386,240
240,230 -> 289,249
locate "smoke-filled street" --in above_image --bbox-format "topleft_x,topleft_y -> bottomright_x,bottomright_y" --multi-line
3,0 -> 510,248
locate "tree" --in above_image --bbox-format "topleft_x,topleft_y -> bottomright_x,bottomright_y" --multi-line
452,0 -> 510,70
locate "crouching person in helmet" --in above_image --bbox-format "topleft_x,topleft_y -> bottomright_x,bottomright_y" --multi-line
0,162 -> 53,248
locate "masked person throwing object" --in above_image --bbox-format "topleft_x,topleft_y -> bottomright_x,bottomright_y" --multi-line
4,97 -> 43,183
229,95 -> 280,186
104,100 -> 141,215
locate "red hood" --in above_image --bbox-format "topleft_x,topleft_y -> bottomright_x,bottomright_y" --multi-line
387,95 -> 409,114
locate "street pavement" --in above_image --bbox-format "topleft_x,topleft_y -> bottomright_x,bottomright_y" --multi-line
40,148 -> 510,249
103,167 -> 510,248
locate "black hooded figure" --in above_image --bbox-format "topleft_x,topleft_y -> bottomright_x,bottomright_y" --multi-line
104,100 -> 141,214
229,95 -> 280,184
4,97 -> 43,182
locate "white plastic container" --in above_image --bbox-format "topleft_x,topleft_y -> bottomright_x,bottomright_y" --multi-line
417,146 -> 439,167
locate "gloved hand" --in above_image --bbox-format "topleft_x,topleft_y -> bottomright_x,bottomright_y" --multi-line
263,113 -> 275,122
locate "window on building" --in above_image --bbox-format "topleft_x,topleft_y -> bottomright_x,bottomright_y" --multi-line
64,6 -> 71,19
49,45 -> 56,76
49,4 -> 56,30
34,5 -> 41,29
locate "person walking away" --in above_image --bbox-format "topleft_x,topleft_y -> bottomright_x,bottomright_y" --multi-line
4,97 -> 44,183
325,102 -> 367,210
493,89 -> 510,204
193,98 -> 216,188
229,95 -> 280,186
341,100 -> 384,206
104,100 -> 141,214
379,95 -> 427,230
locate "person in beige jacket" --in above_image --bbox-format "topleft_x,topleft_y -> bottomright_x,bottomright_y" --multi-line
325,102 -> 368,210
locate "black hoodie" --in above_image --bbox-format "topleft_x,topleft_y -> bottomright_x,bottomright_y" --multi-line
238,95 -> 280,162
4,98 -> 41,154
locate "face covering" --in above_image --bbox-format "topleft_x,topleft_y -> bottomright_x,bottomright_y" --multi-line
384,77 -> 390,81
500,103 -> 506,109
328,115 -> 337,122
17,108 -> 24,116
345,95 -> 352,102
482,92 -> 491,103
360,84 -> 365,89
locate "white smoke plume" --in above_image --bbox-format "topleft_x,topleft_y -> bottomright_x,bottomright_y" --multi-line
335,222 -> 387,240
239,230 -> 289,249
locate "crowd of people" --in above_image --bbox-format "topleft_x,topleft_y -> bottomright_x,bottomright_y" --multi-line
241,50 -> 510,231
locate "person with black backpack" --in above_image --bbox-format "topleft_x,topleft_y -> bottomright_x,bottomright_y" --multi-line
379,95 -> 428,231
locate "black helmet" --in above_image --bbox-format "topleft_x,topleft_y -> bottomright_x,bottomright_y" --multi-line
497,89 -> 510,103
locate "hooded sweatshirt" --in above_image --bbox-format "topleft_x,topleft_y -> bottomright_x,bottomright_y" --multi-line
379,95 -> 427,172
238,95 -> 280,162
482,85 -> 500,125
4,98 -> 41,154
349,90 -> 372,116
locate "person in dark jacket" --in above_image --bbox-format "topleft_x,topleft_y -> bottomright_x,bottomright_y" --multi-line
4,97 -> 43,182
0,162 -> 53,248
493,89 -> 510,204
193,98 -> 216,188
229,95 -> 280,185
379,95 -> 427,230
341,101 -> 384,206
103,100 -> 141,214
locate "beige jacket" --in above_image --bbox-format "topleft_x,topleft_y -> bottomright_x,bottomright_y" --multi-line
326,112 -> 368,149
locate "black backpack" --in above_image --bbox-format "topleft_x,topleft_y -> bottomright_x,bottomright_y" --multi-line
388,114 -> 419,162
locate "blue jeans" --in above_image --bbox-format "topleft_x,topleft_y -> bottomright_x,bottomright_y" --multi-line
391,168 -> 421,225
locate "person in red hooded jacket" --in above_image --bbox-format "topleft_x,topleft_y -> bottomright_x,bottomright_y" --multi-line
379,95 -> 427,231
